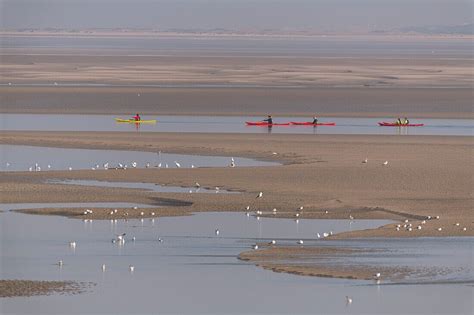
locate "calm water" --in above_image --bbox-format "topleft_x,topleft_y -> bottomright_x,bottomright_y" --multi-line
48,179 -> 240,194
1,114 -> 472,136
0,210 -> 472,314
0,144 -> 278,172
3,36 -> 472,59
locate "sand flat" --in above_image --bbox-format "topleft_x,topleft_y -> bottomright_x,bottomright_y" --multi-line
1,131 -> 472,238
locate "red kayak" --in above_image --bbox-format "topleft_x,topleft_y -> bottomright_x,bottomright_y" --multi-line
290,122 -> 336,126
378,122 -> 424,127
245,122 -> 290,126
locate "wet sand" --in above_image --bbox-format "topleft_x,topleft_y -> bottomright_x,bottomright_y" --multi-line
0,280 -> 92,298
1,131 -> 472,238
239,246 -> 413,281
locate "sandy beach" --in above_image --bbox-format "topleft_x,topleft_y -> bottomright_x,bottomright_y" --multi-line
2,131 -> 472,236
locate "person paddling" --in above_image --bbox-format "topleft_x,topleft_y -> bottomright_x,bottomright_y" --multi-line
263,115 -> 273,124
404,117 -> 409,125
133,113 -> 141,121
312,116 -> 318,124
396,117 -> 402,125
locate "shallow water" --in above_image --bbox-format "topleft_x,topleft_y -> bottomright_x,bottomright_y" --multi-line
0,144 -> 278,172
1,114 -> 472,136
48,179 -> 240,194
0,209 -> 472,314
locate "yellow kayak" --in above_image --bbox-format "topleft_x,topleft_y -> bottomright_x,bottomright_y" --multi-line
115,118 -> 157,124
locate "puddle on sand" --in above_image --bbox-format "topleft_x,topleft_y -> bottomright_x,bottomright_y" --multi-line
0,209 -> 472,314
47,179 -> 240,194
0,144 -> 279,171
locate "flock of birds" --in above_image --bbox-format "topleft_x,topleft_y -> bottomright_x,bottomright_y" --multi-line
15,155 -> 238,172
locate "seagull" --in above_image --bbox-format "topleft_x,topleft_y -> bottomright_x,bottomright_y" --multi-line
435,216 -> 440,219
131,162 -> 137,168
174,161 -> 181,168
158,238 -> 163,243
437,227 -> 443,231
158,163 -> 162,168
256,192 -> 263,199
252,244 -> 259,250
298,206 -> 304,211
316,233 -> 321,238
295,213 -> 300,217
269,240 -> 276,245
346,296 -> 353,305
382,161 -> 389,166
297,240 -> 304,245
323,232 -> 329,238
116,233 -> 126,243
69,241 -> 76,248
324,210 -> 329,214
215,229 -> 220,236
455,223 -> 460,226
151,212 -> 155,216
58,260 -> 63,267
101,264 -> 106,272
421,220 -> 426,224
68,167 -> 73,171
47,164 -> 51,169
349,215 -> 354,220
272,152 -> 278,155
374,272 -> 381,280
362,158 -> 368,164
140,211 -> 144,216
417,225 -> 422,230
129,265 -> 135,272
191,164 -> 195,168
132,236 -> 136,241
195,182 -> 200,188
462,227 -> 467,231
246,206 -> 250,211
272,208 -> 277,215
146,162 -> 150,168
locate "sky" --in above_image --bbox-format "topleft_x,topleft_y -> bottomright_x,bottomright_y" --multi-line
1,0 -> 472,32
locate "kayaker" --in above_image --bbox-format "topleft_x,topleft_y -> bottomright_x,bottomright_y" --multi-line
404,117 -> 410,125
133,113 -> 141,121
312,116 -> 318,124
263,115 -> 273,124
396,117 -> 402,125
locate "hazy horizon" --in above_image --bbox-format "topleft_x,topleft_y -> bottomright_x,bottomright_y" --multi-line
1,0 -> 472,32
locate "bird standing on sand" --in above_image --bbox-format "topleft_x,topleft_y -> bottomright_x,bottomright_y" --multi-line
362,158 -> 368,164
297,240 -> 304,245
374,273 -> 381,280
174,161 -> 181,168
256,192 -> 263,199
252,244 -> 259,250
383,161 -> 389,166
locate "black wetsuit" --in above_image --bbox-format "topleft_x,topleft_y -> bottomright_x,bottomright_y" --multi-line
263,118 -> 273,124
312,118 -> 318,124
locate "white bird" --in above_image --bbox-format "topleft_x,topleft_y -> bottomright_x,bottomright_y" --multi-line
272,152 -> 278,155
58,260 -> 63,267
455,223 -> 460,226
129,265 -> 135,272
69,241 -> 76,248
215,229 -> 220,236
272,208 -> 277,214
158,238 -> 163,243
140,211 -> 144,216
252,244 -> 259,250
230,161 -> 236,168
47,164 -> 51,169
417,225 -> 422,230
346,296 -> 353,305
435,215 -> 440,219
383,161 -> 389,166
195,182 -> 200,188
362,158 -> 368,164
349,215 -> 354,220
151,212 -> 155,216
191,164 -> 195,168
323,232 -> 329,238
131,162 -> 137,168
28,166 -> 33,172
133,206 -> 138,210
437,227 -> 443,231
324,210 -> 329,214
404,219 -> 409,223
269,240 -> 276,245
421,220 -> 426,224
114,209 -> 118,213
103,162 -> 109,169
256,192 -> 263,199
396,227 -> 400,231
101,264 -> 106,272
462,227 -> 467,231
316,233 -> 321,238
132,236 -> 136,241
246,206 -> 250,211
174,161 -> 181,168
298,206 -> 304,211
374,272 -> 381,280
245,212 -> 250,217
68,167 -> 72,171
427,216 -> 432,220
165,164 -> 169,168
146,162 -> 150,168
116,233 -> 126,243
158,163 -> 162,168
297,240 -> 304,245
